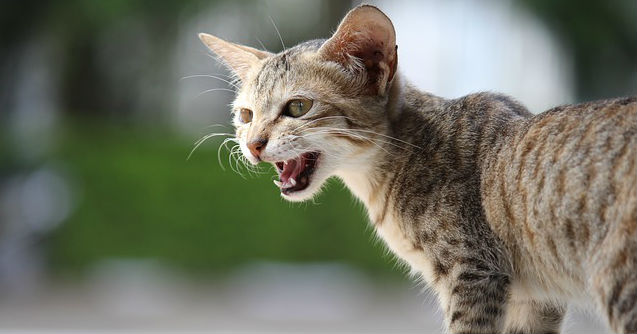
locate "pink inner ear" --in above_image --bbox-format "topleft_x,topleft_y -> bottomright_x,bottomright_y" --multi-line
320,6 -> 397,94
329,23 -> 394,65
351,35 -> 389,67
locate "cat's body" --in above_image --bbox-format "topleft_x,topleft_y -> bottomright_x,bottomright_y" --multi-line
349,80 -> 636,333
199,5 -> 637,333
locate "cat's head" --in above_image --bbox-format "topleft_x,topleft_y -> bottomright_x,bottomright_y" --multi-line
199,5 -> 397,201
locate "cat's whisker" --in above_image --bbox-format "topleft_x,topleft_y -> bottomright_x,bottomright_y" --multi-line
300,129 -> 402,155
205,123 -> 232,130
179,74 -> 240,90
217,137 -> 239,171
305,128 -> 417,153
182,65 -> 241,87
255,37 -> 269,53
287,136 -> 346,161
225,143 -> 263,177
228,145 -> 248,179
238,154 -> 257,176
268,15 -> 286,51
194,132 -> 235,145
287,141 -> 314,160
310,126 -> 422,149
195,88 -> 237,99
290,115 -> 354,133
293,121 -> 420,153
348,130 -> 421,149
232,154 -> 245,177
297,130 -> 393,157
203,54 -> 241,81
231,146 -> 264,177
248,160 -> 267,176
188,133 -> 235,161
240,159 -> 261,177
225,144 -> 255,178
216,139 -> 229,171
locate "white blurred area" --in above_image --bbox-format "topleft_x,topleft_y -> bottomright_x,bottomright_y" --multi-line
0,261 -> 438,333
0,260 -> 611,334
370,0 -> 574,113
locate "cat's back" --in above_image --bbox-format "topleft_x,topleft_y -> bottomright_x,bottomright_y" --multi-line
482,96 -> 636,297
511,97 -> 637,234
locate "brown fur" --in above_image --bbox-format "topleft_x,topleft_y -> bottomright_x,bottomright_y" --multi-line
199,5 -> 637,333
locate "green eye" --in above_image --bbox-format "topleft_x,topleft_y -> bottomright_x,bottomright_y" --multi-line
239,108 -> 253,123
284,98 -> 313,117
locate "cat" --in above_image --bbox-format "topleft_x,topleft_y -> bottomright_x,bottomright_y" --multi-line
198,5 -> 636,334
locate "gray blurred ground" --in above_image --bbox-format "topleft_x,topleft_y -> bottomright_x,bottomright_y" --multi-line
0,262 -> 612,334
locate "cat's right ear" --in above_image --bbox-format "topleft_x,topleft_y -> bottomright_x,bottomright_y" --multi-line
319,5 -> 398,96
198,33 -> 272,81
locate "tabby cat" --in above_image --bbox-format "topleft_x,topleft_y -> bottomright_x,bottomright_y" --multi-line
199,5 -> 636,333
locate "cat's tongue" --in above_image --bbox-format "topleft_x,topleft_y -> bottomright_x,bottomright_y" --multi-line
273,152 -> 319,192
280,157 -> 303,184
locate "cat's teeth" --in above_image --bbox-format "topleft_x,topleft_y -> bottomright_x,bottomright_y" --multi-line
274,179 -> 297,189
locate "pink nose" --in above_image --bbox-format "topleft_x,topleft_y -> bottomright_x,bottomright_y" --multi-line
247,138 -> 268,159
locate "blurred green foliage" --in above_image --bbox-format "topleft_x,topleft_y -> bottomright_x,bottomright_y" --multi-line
44,121 -> 399,276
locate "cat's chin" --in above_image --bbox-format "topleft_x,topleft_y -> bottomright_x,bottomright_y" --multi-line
279,171 -> 329,202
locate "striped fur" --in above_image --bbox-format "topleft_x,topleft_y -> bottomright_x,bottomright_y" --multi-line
199,5 -> 637,333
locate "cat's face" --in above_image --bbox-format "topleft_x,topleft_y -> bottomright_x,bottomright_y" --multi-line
200,5 -> 397,201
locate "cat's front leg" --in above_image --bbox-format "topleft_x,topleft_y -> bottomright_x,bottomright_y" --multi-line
502,300 -> 565,334
441,268 -> 511,334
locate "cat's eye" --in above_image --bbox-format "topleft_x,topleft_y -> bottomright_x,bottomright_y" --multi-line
284,98 -> 313,118
239,108 -> 253,123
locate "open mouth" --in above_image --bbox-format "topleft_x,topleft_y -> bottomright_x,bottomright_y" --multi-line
273,152 -> 320,195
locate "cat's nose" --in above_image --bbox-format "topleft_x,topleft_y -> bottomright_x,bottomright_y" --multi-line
247,138 -> 268,160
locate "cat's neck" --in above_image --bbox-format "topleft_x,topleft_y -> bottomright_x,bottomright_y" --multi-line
335,76 -> 442,223
336,165 -> 390,224
335,76 -> 529,227
336,165 -> 381,207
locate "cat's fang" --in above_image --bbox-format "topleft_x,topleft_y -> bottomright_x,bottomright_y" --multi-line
273,178 -> 297,189
274,179 -> 288,188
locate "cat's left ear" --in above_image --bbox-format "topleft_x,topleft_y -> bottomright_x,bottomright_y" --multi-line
319,5 -> 398,96
199,33 -> 272,81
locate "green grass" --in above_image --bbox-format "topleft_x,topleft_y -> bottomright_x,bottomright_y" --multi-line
36,120 -> 401,277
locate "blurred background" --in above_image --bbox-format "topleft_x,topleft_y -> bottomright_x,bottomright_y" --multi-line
0,0 -> 635,332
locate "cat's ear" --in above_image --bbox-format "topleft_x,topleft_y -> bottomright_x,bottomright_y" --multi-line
319,5 -> 397,96
199,33 -> 272,81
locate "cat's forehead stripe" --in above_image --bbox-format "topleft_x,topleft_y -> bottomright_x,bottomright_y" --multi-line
253,55 -> 288,102
252,39 -> 325,99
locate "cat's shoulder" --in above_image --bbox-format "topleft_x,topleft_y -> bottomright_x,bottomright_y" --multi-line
446,91 -> 533,120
